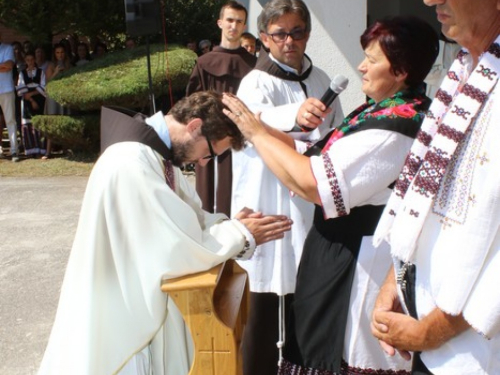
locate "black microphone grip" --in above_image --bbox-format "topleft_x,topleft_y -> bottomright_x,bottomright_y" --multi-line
320,74 -> 349,108
320,90 -> 339,108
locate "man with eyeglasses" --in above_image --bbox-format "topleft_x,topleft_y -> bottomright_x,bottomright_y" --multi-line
37,91 -> 293,375
186,1 -> 257,219
231,1 -> 344,374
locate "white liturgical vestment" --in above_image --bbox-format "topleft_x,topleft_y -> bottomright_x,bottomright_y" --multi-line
38,141 -> 252,375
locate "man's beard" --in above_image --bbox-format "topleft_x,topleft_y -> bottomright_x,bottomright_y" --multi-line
170,141 -> 192,168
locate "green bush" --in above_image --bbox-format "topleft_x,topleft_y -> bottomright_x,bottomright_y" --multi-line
35,44 -> 196,153
46,44 -> 196,111
32,114 -> 100,153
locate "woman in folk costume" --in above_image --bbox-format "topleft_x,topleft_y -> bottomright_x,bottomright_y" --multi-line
16,50 -> 47,157
223,16 -> 439,375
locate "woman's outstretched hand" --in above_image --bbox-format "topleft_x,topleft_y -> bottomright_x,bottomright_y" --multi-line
222,93 -> 267,142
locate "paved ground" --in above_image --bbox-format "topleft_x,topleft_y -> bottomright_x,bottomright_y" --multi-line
0,177 -> 88,374
0,173 -> 197,374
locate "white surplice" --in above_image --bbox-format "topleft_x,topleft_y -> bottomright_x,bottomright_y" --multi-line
38,141 -> 252,375
233,55 -> 343,295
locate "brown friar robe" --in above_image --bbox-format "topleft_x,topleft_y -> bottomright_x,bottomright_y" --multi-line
186,46 -> 256,216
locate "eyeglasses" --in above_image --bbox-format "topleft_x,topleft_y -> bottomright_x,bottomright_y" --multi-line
202,135 -> 217,160
267,29 -> 307,43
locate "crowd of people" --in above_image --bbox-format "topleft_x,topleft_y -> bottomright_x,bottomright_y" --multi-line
186,31 -> 260,57
0,35 -> 126,161
34,0 -> 500,374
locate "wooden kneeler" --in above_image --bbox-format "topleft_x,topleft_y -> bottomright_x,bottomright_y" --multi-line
161,260 -> 249,375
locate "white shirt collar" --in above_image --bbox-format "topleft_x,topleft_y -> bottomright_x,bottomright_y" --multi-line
268,53 -> 311,76
145,111 -> 171,148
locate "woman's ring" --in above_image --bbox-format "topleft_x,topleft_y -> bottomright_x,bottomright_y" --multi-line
302,112 -> 308,119
234,111 -> 242,117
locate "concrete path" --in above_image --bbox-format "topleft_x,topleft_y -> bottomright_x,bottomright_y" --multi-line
0,177 -> 88,375
0,173 -> 196,374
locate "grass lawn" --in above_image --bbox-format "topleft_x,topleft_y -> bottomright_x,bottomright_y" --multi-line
0,152 -> 96,177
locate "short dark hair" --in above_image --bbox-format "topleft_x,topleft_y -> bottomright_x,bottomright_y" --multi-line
169,91 -> 245,150
220,1 -> 248,24
24,50 -> 36,61
257,0 -> 311,34
361,16 -> 439,87
240,32 -> 256,42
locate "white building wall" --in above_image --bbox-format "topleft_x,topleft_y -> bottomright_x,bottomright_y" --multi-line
245,0 -> 367,114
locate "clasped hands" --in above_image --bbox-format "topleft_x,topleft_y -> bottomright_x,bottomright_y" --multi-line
234,207 -> 293,246
371,278 -> 417,361
370,268 -> 470,361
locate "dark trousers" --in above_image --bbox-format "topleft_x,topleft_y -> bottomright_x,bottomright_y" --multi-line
412,352 -> 433,375
242,292 -> 293,375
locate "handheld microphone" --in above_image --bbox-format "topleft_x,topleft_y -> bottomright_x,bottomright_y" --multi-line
320,74 -> 349,107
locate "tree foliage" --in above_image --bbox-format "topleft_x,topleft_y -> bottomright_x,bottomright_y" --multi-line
0,0 -> 226,48
163,0 -> 226,45
71,0 -> 125,46
0,0 -> 226,43
0,0 -> 125,44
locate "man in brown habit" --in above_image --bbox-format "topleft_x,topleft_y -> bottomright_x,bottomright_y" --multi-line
186,0 -> 257,216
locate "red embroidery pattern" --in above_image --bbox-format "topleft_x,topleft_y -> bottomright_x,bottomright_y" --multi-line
457,49 -> 468,61
436,88 -> 453,106
451,105 -> 471,120
477,64 -> 497,80
437,122 -> 465,143
323,153 -> 347,216
446,71 -> 460,82
409,209 -> 419,217
417,130 -> 433,147
374,40 -> 500,260
462,83 -> 488,103
278,359 -> 410,375
394,153 -> 422,198
488,43 -> 500,58
341,361 -> 410,375
413,149 -> 450,197
278,360 -> 335,375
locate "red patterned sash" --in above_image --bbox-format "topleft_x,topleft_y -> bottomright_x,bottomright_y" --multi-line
374,38 -> 500,261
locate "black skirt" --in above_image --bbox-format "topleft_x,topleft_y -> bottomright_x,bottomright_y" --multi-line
283,204 -> 385,373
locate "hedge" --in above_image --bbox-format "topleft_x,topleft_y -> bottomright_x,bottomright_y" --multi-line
31,44 -> 196,152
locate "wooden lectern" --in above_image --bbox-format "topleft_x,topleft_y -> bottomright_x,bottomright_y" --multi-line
161,260 -> 249,375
